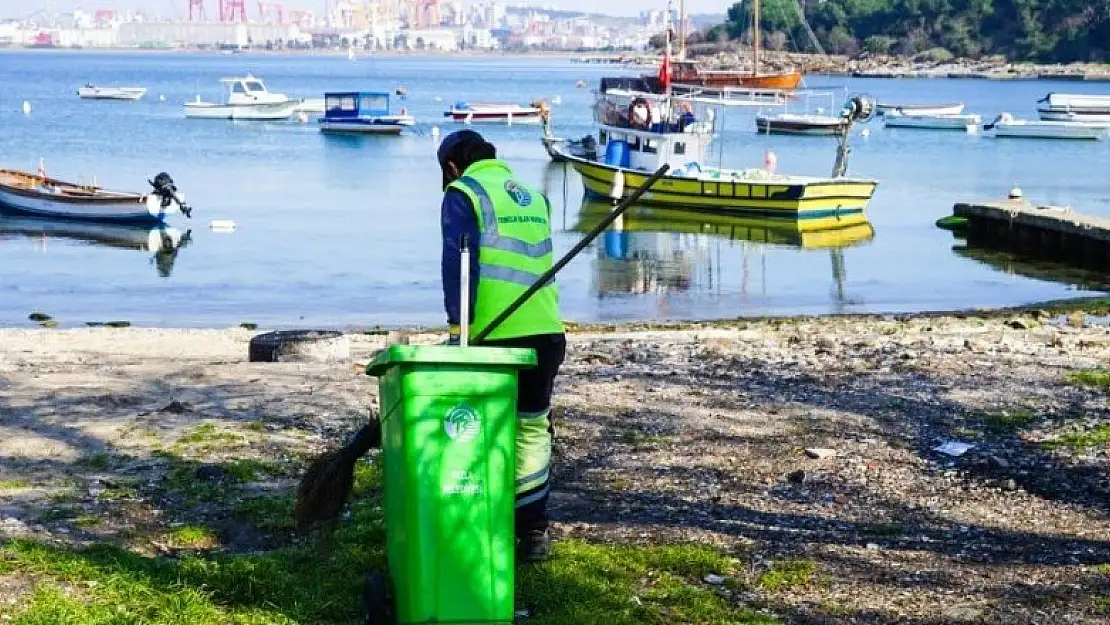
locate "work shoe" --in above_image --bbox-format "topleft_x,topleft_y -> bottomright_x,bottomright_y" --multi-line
516,530 -> 551,563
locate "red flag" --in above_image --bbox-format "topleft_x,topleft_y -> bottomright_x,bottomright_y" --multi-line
658,54 -> 671,89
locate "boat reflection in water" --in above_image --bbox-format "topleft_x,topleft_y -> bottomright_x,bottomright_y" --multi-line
0,214 -> 192,277
953,244 -> 1110,292
573,199 -> 874,305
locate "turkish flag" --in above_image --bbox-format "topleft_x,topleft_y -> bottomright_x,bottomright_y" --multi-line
658,55 -> 671,89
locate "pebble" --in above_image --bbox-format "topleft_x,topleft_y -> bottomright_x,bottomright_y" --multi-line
805,448 -> 837,459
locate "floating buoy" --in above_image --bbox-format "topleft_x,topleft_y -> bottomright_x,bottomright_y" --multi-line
609,170 -> 625,202
576,80 -> 587,89
21,101 -> 31,115
551,95 -> 562,105
1008,185 -> 1023,200
434,96 -> 443,103
295,111 -> 309,124
861,128 -> 871,137
431,126 -> 441,138
159,94 -> 167,102
209,219 -> 237,233
763,150 -> 777,173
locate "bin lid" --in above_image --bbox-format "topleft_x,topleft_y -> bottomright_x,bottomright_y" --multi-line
366,344 -> 537,377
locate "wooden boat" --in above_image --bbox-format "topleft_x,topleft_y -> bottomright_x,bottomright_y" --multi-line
184,74 -> 301,121
984,113 -> 1110,140
882,111 -> 982,131
77,85 -> 147,100
444,102 -> 542,124
1037,93 -> 1110,121
318,91 -> 415,135
756,112 -> 849,136
876,102 -> 965,116
0,167 -> 190,224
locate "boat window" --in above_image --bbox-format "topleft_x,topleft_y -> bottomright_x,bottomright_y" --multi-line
244,81 -> 266,92
598,130 -> 608,145
326,95 -> 358,111
627,136 -> 641,151
674,142 -> 686,156
231,83 -> 247,94
643,139 -> 658,154
359,94 -> 389,114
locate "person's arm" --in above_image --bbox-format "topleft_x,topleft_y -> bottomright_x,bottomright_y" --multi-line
441,189 -> 480,337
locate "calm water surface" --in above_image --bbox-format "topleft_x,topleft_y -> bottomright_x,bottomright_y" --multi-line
1,50 -> 1108,328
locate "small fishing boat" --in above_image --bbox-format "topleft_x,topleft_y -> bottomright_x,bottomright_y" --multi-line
542,135 -> 598,162
756,112 -> 849,136
1037,92 -> 1110,121
77,85 -> 147,100
0,166 -> 191,224
984,113 -> 1110,140
876,102 -> 965,116
184,74 -> 301,121
444,101 -> 543,125
318,91 -> 415,135
882,111 -> 982,131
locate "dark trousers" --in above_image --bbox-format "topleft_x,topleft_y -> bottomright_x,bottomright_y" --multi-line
483,333 -> 566,537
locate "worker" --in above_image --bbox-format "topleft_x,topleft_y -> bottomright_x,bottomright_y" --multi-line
437,129 -> 566,563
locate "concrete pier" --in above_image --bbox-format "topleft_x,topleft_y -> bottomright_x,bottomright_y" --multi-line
953,200 -> 1110,270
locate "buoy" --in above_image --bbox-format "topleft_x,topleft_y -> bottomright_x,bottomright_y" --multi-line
21,101 -> 31,115
552,95 -> 562,105
861,128 -> 871,137
431,126 -> 441,138
159,94 -> 167,102
1008,185 -> 1023,200
434,96 -> 443,103
763,150 -> 777,173
576,80 -> 587,89
209,220 -> 237,232
295,111 -> 309,124
609,170 -> 625,202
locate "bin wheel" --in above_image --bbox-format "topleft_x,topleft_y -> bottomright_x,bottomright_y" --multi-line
361,571 -> 394,625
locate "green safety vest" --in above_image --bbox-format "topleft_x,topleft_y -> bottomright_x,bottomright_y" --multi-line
448,160 -> 564,341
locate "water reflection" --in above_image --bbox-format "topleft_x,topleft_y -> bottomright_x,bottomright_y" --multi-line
0,214 -> 191,278
953,244 -> 1110,292
572,199 -> 875,308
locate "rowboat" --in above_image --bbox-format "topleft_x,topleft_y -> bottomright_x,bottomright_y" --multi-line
0,167 -> 191,224
882,111 -> 982,131
1037,92 -> 1110,121
77,85 -> 147,100
984,113 -> 1110,140
318,91 -> 415,135
756,112 -> 849,136
444,102 -> 542,124
876,102 -> 965,116
184,74 -> 301,121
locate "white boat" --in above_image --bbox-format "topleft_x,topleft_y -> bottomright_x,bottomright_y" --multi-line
984,113 -> 1110,140
318,91 -> 415,135
1037,93 -> 1110,121
77,85 -> 147,100
444,101 -> 543,125
0,168 -> 190,224
876,102 -> 965,116
756,112 -> 848,136
883,111 -> 982,131
184,74 -> 301,121
295,98 -> 326,115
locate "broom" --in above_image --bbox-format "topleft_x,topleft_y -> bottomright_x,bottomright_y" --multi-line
292,163 -> 671,531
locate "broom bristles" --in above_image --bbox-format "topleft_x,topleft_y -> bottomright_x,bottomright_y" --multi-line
293,419 -> 382,531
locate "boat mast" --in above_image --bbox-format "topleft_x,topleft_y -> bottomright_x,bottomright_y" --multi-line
753,0 -> 761,76
678,0 -> 686,59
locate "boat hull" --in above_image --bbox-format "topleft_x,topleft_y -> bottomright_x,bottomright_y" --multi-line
756,115 -> 847,136
1037,109 -> 1110,123
0,171 -> 169,224
319,119 -> 407,135
78,87 -> 147,100
883,113 -> 982,130
567,157 -> 877,220
669,71 -> 803,91
989,122 -> 1109,140
877,103 -> 964,116
444,110 -> 541,124
184,101 -> 299,120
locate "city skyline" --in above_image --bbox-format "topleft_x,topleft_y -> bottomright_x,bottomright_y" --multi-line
5,0 -> 729,19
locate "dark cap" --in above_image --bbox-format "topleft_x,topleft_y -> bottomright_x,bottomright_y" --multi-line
438,129 -> 492,190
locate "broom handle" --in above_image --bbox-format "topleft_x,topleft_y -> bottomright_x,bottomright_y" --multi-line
472,163 -> 670,345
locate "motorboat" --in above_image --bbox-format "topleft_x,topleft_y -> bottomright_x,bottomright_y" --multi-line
876,102 -> 965,116
77,85 -> 147,100
184,74 -> 301,121
444,101 -> 543,125
540,106 -> 598,162
984,113 -> 1110,140
1037,92 -> 1110,121
756,112 -> 849,136
0,165 -> 191,224
882,111 -> 982,131
318,91 -> 415,135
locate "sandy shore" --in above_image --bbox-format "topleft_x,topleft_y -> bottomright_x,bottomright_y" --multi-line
1,314 -> 1109,622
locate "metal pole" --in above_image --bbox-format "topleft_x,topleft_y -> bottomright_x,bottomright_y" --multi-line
459,234 -> 470,346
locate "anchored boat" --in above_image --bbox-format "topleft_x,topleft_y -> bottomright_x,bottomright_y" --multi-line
0,166 -> 191,224
1037,93 -> 1110,122
876,102 -> 965,116
77,85 -> 147,100
984,113 -> 1110,140
444,101 -> 543,124
882,111 -> 982,131
756,112 -> 849,136
184,74 -> 301,121
318,91 -> 415,135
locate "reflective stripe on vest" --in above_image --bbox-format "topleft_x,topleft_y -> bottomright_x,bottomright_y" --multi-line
455,176 -> 554,258
479,263 -> 555,288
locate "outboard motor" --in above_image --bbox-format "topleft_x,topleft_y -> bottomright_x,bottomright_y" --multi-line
148,172 -> 192,218
831,93 -> 877,178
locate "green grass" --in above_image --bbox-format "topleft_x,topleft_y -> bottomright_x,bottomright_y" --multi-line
1046,425 -> 1110,450
981,410 -> 1036,433
1095,563 -> 1110,575
1066,370 -> 1110,391
619,430 -> 671,446
77,453 -> 112,470
0,478 -> 31,490
168,526 -> 219,550
757,560 -> 817,592
0,458 -> 774,625
72,515 -> 103,529
175,423 -> 246,449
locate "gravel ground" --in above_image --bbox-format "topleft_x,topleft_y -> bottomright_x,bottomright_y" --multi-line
0,314 -> 1108,623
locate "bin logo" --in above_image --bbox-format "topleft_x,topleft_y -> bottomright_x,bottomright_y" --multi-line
444,404 -> 480,442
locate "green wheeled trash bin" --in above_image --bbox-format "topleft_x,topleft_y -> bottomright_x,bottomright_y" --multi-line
364,344 -> 538,625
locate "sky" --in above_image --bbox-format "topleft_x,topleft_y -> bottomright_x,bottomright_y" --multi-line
7,1 -> 730,19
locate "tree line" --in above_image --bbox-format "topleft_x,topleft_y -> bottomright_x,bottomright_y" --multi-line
685,0 -> 1110,63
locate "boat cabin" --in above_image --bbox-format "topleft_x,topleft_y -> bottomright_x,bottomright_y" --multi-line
589,91 -> 713,175
324,91 -> 394,121
219,74 -> 287,105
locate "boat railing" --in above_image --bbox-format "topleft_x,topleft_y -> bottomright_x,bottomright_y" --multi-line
670,85 -> 792,108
